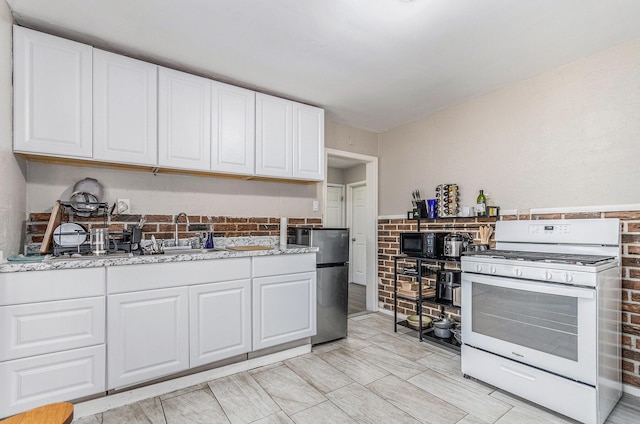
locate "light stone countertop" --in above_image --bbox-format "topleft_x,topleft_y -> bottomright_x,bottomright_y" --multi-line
0,243 -> 318,273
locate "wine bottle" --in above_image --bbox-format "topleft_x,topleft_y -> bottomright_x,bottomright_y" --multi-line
476,190 -> 487,217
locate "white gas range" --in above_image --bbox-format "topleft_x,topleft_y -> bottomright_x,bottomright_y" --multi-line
461,219 -> 621,424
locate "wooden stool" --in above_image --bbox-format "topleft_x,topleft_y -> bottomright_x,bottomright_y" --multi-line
0,402 -> 73,424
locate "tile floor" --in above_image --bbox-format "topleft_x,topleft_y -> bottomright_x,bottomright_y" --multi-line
73,313 -> 640,423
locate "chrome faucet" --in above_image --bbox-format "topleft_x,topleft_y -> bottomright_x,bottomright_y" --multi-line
174,212 -> 190,247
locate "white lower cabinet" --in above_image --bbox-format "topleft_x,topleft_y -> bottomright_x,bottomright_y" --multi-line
0,345 -> 105,418
0,297 -> 105,361
107,287 -> 189,390
189,279 -> 252,367
0,268 -> 106,419
252,254 -> 317,350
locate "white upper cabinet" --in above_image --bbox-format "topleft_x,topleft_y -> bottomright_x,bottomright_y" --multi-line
93,50 -> 158,166
293,103 -> 324,180
255,93 -> 293,178
13,26 -> 93,158
158,67 -> 211,171
255,93 -> 324,181
13,26 -> 324,181
211,82 -> 255,175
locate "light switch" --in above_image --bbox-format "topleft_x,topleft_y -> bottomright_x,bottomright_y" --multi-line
312,200 -> 319,212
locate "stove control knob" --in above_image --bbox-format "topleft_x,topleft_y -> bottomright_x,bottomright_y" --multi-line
543,271 -> 553,280
476,264 -> 483,272
490,266 -> 497,274
561,272 -> 573,282
513,268 -> 523,277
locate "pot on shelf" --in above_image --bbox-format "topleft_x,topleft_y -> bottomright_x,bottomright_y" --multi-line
433,315 -> 456,338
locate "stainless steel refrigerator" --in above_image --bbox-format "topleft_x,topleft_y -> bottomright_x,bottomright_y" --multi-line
292,227 -> 349,345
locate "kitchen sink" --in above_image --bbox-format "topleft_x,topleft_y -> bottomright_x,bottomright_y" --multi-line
162,247 -> 227,255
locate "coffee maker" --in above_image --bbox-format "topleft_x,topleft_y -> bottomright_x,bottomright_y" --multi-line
435,270 -> 461,305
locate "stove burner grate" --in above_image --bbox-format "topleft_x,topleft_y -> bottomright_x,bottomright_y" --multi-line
462,249 -> 616,266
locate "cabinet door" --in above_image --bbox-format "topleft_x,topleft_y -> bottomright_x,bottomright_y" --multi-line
255,93 -> 293,178
107,287 -> 189,389
253,271 -> 316,350
93,49 -> 158,165
211,82 -> 255,175
293,103 -> 324,181
0,297 -> 105,361
158,67 -> 211,171
0,345 -> 105,418
13,26 -> 92,158
189,279 -> 251,367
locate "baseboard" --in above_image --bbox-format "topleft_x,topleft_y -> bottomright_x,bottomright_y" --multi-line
622,383 -> 640,398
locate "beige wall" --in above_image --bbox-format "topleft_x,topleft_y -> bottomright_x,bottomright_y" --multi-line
26,162 -> 321,218
325,119 -> 378,157
379,37 -> 640,216
344,163 -> 366,184
0,3 -> 27,257
327,167 -> 344,185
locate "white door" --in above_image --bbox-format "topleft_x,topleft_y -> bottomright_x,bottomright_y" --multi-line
255,93 -> 293,178
158,67 -> 211,171
350,183 -> 367,285
292,102 -> 324,181
189,279 -> 252,367
211,81 -> 255,175
93,49 -> 158,165
252,271 -> 317,350
325,184 -> 345,227
13,26 -> 92,158
107,287 -> 189,389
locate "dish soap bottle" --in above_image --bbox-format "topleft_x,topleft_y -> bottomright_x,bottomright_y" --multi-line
476,190 -> 487,217
204,232 -> 214,249
204,216 -> 214,249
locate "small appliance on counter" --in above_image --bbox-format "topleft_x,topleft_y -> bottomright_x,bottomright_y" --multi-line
435,269 -> 461,305
290,227 -> 350,345
400,232 -> 446,258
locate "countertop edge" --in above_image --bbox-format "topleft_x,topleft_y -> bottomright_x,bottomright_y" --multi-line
0,246 -> 319,273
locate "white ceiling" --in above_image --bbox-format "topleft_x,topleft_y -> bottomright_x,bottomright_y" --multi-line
7,0 -> 640,133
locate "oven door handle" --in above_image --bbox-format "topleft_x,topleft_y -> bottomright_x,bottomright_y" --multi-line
465,274 -> 595,299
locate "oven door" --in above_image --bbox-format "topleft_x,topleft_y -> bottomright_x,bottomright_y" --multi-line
462,272 -> 597,385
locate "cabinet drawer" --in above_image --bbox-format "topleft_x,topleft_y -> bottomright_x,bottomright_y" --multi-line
252,253 -> 316,278
108,258 -> 251,293
0,345 -> 105,418
0,297 -> 105,361
0,268 -> 105,306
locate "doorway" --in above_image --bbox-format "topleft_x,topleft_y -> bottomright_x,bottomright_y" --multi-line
324,148 -> 378,313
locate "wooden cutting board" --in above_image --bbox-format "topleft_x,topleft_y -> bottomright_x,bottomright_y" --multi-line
226,246 -> 273,251
40,200 -> 61,255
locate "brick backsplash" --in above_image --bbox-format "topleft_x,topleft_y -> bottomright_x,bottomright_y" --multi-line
26,213 -> 322,244
378,211 -> 640,389
377,216 -> 496,323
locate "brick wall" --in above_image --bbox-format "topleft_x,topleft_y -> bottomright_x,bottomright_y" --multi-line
27,213 -> 322,244
378,210 -> 640,389
378,216 -> 497,322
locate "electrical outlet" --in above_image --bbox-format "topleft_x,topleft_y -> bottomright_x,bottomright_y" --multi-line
312,200 -> 319,212
115,198 -> 130,214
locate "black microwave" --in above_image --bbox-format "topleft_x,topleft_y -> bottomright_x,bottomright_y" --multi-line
400,232 -> 446,258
